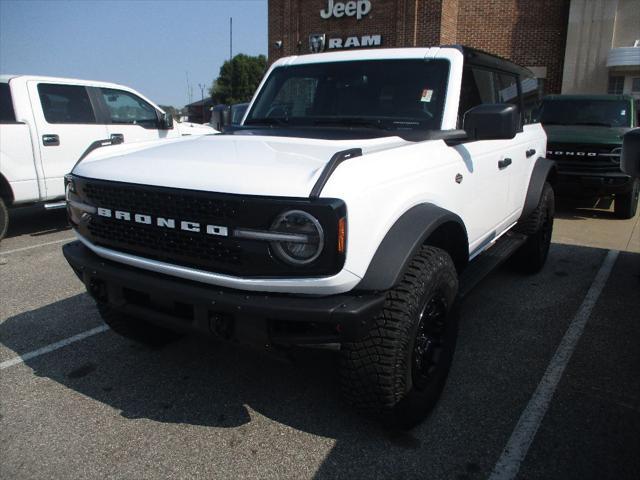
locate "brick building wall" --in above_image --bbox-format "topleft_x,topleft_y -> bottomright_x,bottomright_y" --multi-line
268,0 -> 570,93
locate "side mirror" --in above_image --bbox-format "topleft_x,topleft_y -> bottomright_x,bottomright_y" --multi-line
159,112 -> 174,130
621,128 -> 640,177
463,103 -> 519,141
220,107 -> 232,132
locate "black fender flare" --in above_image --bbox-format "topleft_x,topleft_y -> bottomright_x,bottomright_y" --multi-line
356,203 -> 468,291
519,157 -> 556,222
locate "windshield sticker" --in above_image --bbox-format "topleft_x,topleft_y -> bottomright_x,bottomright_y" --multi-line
420,89 -> 433,103
621,110 -> 626,116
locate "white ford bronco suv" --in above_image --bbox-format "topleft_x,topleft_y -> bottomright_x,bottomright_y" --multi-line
63,46 -> 555,428
0,75 -> 215,240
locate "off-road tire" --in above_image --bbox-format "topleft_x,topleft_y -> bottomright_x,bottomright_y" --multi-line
0,197 -> 8,242
340,245 -> 459,429
512,182 -> 554,273
97,302 -> 182,347
614,178 -> 639,219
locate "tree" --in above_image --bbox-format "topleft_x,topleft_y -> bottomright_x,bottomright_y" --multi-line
210,54 -> 267,105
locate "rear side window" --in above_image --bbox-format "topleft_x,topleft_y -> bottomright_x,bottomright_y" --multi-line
99,88 -> 158,127
38,84 -> 96,124
0,83 -> 17,122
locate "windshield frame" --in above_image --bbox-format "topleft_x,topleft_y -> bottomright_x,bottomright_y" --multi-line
244,58 -> 451,133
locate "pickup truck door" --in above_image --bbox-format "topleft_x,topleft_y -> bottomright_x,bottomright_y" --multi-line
28,81 -> 109,200
93,87 -> 179,144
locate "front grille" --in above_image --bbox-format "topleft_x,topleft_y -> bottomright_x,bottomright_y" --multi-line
83,182 -> 242,220
72,176 -> 346,278
546,144 -> 621,174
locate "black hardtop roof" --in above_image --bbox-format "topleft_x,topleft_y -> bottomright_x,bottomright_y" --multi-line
442,45 -> 534,77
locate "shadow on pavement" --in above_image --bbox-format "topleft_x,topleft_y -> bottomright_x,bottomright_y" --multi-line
2,244 -> 638,479
6,206 -> 70,239
554,195 -> 620,221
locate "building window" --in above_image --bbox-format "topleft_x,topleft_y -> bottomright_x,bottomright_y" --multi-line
632,77 -> 640,92
607,76 -> 624,94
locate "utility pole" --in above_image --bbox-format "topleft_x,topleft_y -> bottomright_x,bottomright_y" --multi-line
198,83 -> 205,123
230,17 -> 233,104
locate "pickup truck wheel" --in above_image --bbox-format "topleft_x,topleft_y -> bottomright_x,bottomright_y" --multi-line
97,302 -> 182,347
340,245 -> 458,429
512,182 -> 554,274
0,197 -> 8,241
614,178 -> 639,219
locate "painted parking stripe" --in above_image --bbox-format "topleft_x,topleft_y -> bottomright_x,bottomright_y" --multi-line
0,237 -> 75,255
0,325 -> 109,370
489,249 -> 619,480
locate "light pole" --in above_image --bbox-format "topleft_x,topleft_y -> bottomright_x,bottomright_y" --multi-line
198,83 -> 205,123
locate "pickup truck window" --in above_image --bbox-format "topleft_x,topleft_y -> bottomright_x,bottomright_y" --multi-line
99,88 -> 158,127
38,84 -> 96,124
539,99 -> 632,127
0,83 -> 16,122
245,59 -> 449,131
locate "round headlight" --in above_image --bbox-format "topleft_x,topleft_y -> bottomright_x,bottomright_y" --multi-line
270,210 -> 324,265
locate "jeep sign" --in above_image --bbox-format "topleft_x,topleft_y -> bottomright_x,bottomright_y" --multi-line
320,0 -> 372,20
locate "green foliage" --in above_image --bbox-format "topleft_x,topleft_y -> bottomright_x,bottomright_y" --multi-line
210,54 -> 267,105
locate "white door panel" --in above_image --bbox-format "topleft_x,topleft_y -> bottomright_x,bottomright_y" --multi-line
28,81 -> 109,200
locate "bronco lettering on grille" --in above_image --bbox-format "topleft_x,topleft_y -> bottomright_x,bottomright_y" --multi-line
96,208 -> 229,237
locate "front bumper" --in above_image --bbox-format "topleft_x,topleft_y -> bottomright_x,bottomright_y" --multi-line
63,241 -> 385,346
555,171 -> 633,196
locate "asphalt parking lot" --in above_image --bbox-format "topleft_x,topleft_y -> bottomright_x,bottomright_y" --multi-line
1,199 -> 639,480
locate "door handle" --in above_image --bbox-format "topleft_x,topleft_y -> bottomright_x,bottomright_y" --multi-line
42,134 -> 59,146
498,158 -> 512,169
526,148 -> 536,158
110,133 -> 124,144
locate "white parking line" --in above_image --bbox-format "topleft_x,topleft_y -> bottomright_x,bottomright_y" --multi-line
0,325 -> 109,370
489,249 -> 619,480
0,237 -> 75,255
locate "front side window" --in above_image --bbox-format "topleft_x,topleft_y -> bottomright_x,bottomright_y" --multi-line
521,74 -> 542,124
245,59 -> 450,132
458,68 -> 497,126
0,83 -> 16,123
539,99 -> 632,127
38,83 -> 96,124
100,88 -> 158,127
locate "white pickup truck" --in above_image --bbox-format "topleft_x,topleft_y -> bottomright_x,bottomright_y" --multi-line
0,75 -> 216,239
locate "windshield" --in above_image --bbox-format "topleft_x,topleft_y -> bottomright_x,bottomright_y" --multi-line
539,99 -> 632,127
245,59 -> 450,132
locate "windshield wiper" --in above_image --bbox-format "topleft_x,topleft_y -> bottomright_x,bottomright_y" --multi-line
312,117 -> 389,130
244,117 -> 289,126
573,122 -> 612,127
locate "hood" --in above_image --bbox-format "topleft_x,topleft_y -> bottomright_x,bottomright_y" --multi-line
543,125 -> 630,145
175,122 -> 218,135
73,133 -> 410,197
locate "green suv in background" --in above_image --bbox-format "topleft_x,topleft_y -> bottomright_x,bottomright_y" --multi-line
540,94 -> 639,218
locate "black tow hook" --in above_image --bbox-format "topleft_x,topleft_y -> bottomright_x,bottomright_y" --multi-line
88,277 -> 108,302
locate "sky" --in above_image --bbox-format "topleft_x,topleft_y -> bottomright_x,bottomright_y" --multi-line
0,0 -> 268,107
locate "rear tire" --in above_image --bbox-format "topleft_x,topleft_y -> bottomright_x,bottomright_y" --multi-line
512,182 -> 554,274
0,197 -> 8,242
97,302 -> 182,347
340,245 -> 459,429
614,178 -> 639,219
